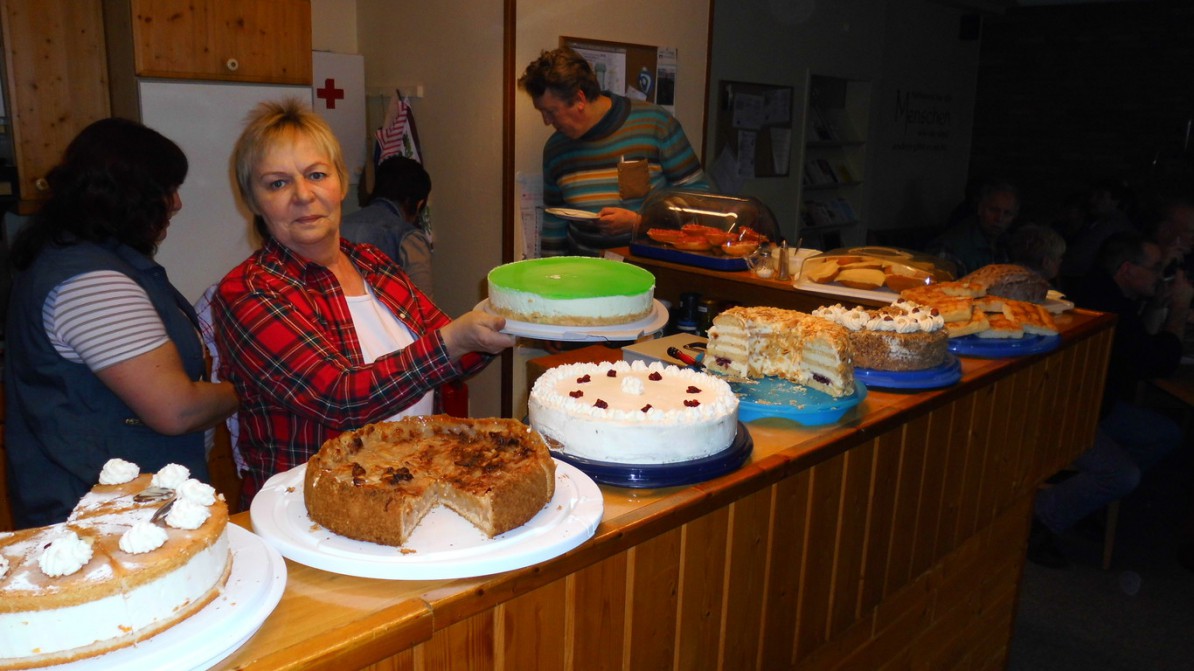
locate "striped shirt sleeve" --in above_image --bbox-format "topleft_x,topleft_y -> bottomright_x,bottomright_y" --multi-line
45,270 -> 169,371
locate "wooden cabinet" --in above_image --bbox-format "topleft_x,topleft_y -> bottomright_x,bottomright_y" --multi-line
0,0 -> 111,212
799,74 -> 872,249
105,0 -> 311,83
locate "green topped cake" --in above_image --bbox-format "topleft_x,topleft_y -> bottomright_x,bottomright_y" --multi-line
486,257 -> 656,326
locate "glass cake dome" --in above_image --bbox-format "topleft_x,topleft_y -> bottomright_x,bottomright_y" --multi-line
630,190 -> 782,270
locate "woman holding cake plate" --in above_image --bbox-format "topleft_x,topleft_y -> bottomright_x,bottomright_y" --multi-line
213,100 -> 514,505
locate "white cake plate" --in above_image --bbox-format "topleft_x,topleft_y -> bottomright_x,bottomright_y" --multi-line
477,298 -> 669,342
250,460 -> 603,580
46,525 -> 287,671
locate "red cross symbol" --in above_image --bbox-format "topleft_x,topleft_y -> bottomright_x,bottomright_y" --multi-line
316,78 -> 345,109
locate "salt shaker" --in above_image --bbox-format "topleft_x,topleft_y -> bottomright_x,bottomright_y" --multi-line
776,241 -> 791,281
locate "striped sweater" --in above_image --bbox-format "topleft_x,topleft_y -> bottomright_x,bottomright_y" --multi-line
541,93 -> 710,255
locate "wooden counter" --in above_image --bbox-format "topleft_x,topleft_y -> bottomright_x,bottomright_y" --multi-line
611,246 -> 890,312
215,308 -> 1114,671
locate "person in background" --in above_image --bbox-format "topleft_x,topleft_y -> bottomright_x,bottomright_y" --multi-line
1006,223 -> 1066,285
928,179 -> 1019,276
213,100 -> 513,505
1057,178 -> 1137,293
1030,231 -> 1188,567
341,155 -> 435,298
4,118 -> 238,527
518,46 -> 711,256
1141,195 -> 1194,277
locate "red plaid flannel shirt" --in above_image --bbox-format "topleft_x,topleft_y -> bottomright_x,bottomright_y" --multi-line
213,237 -> 488,504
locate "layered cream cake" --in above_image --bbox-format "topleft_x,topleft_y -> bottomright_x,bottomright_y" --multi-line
0,461 -> 230,669
705,306 -> 856,397
486,257 -> 655,326
528,360 -> 739,464
812,300 -> 949,371
305,416 -> 557,546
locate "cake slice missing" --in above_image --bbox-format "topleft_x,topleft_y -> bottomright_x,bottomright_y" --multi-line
304,416 -> 557,546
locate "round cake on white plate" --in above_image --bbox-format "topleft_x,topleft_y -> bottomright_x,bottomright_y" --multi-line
0,460 -> 230,669
528,359 -> 739,464
486,257 -> 655,326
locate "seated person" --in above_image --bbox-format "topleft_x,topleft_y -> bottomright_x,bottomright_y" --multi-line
1030,231 -> 1189,567
1058,178 -> 1137,292
518,46 -> 711,256
1006,222 -> 1066,285
927,179 -> 1019,276
342,156 -> 435,298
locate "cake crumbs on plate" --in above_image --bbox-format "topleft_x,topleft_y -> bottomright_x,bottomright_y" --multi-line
399,547 -> 417,555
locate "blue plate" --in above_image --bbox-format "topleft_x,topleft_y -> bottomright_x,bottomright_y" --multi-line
948,333 -> 1061,358
855,354 -> 963,391
549,422 -> 753,489
629,242 -> 749,271
730,377 -> 867,425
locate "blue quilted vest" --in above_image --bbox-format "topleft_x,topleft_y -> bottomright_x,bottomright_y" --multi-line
4,239 -> 208,526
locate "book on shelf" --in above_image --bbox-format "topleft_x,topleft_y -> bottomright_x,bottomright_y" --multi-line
833,162 -> 855,183
803,200 -> 841,227
829,197 -> 858,222
815,159 -> 839,183
809,106 -> 838,141
804,160 -> 834,186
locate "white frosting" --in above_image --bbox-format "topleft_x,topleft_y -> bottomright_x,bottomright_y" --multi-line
38,531 -> 93,577
177,479 -> 217,506
814,302 -> 944,333
0,531 -> 229,659
164,498 -> 211,530
118,521 -> 168,554
528,360 -> 738,464
98,458 -> 140,485
151,463 -> 190,490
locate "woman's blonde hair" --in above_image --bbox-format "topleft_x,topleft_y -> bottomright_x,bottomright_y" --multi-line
233,98 -> 349,238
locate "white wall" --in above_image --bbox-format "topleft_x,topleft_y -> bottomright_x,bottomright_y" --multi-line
353,0 -> 506,417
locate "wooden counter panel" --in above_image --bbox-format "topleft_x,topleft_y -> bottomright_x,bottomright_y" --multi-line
209,311 -> 1113,671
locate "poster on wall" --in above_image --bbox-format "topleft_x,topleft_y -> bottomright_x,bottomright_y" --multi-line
713,80 -> 794,181
890,88 -> 954,153
562,37 -> 659,103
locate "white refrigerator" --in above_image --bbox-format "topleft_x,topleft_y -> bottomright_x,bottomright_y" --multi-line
139,80 -> 313,302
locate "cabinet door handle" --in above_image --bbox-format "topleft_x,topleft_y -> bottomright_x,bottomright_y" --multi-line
225,58 -> 240,72
35,177 -> 49,192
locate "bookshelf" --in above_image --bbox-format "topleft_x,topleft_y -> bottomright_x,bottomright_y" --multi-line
799,74 -> 871,250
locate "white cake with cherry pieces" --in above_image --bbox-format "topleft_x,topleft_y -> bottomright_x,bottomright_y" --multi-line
528,360 -> 740,464
705,306 -> 856,397
812,300 -> 949,372
486,257 -> 656,326
0,460 -> 230,670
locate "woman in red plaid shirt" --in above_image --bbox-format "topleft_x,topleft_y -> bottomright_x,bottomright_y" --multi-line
213,100 -> 514,506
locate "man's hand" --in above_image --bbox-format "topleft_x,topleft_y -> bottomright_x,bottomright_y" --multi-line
440,311 -> 516,360
596,207 -> 642,237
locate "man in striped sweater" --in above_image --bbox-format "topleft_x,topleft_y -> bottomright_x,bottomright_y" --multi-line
519,47 -> 711,256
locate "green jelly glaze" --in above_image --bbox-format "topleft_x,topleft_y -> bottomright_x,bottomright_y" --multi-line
488,257 -> 655,299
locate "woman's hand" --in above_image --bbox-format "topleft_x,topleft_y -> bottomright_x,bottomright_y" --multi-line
597,207 -> 643,237
441,310 -> 516,360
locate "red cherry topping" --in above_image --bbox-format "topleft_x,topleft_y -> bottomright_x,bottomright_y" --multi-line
594,399 -> 608,409
640,404 -> 653,412
648,372 -> 663,381
569,390 -> 583,398
684,399 -> 701,407
606,369 -> 617,377
686,386 -> 701,393
577,374 -> 591,383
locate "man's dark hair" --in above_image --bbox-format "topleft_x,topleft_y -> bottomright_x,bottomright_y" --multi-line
11,117 -> 187,269
1096,229 -> 1148,276
369,156 -> 431,220
517,47 -> 601,103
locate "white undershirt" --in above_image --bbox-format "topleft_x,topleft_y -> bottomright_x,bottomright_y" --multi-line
346,287 -> 434,419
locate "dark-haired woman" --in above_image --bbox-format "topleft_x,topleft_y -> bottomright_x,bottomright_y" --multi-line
5,118 -> 238,527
